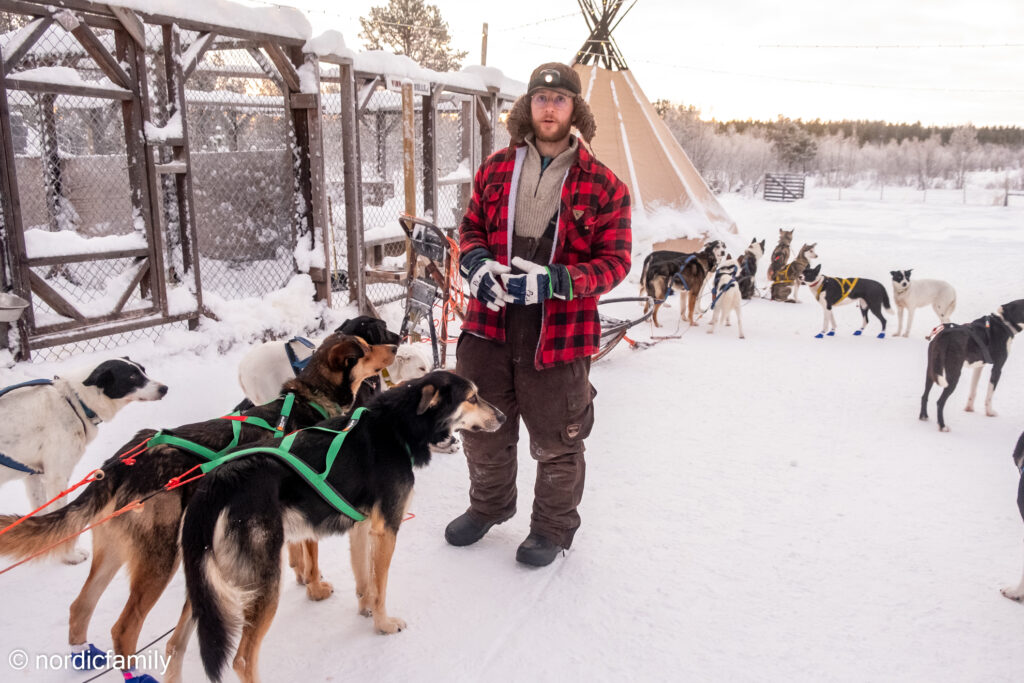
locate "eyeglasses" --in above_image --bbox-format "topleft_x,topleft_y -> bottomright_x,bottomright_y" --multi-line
531,92 -> 572,110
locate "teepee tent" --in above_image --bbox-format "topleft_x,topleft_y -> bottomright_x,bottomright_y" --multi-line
572,0 -> 738,242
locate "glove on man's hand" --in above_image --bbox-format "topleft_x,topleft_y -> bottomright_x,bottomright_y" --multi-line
461,247 -> 510,310
500,257 -> 573,305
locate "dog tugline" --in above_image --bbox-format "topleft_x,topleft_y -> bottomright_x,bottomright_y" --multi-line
448,62 -> 632,566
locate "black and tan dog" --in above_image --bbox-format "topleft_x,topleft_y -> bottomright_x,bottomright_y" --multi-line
0,334 -> 394,678
174,371 -> 504,683
919,299 -> 1024,432
801,264 -> 893,338
766,228 -> 793,283
1001,430 -> 1024,602
737,237 -> 765,299
770,242 -> 818,302
640,240 -> 726,327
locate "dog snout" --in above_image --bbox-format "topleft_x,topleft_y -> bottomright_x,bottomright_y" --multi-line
157,383 -> 168,397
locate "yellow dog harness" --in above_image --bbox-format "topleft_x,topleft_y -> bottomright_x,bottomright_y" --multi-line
815,277 -> 859,303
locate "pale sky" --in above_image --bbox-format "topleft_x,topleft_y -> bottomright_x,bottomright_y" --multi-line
288,0 -> 1024,127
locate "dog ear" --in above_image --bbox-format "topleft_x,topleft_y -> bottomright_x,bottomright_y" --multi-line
326,337 -> 365,372
906,269 -> 913,277
83,365 -> 113,390
417,384 -> 441,415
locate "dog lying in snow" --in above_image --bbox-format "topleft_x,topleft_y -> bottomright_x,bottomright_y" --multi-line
0,358 -> 167,564
889,269 -> 956,338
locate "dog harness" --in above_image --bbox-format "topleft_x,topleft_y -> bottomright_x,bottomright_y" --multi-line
710,265 -> 740,310
144,393 -> 329,461
661,254 -> 698,299
197,408 -> 374,522
812,277 -> 859,304
285,337 -> 316,376
772,263 -> 794,285
0,378 -> 101,474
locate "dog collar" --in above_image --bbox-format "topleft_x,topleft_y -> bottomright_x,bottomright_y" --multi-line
61,380 -> 102,426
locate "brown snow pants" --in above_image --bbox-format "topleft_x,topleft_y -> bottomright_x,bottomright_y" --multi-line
455,311 -> 596,549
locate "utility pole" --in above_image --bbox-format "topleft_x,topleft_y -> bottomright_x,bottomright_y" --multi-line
481,22 -> 488,66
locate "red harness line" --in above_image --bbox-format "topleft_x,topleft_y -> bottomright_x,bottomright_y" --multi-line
0,441 -> 419,576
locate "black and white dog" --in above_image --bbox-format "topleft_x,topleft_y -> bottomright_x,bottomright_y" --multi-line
801,264 -> 893,338
0,358 -> 167,563
737,238 -> 765,300
919,299 -> 1024,432
890,269 -> 956,338
1001,430 -> 1024,602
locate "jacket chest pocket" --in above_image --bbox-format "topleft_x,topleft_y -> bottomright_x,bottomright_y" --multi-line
482,183 -> 505,226
563,204 -> 597,254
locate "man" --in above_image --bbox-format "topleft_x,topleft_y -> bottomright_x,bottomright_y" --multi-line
447,62 -> 632,567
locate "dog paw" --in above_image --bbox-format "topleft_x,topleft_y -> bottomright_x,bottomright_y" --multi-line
62,548 -> 89,565
877,333 -> 885,339
853,330 -> 862,336
826,331 -> 835,337
305,580 -> 334,601
814,333 -> 824,339
357,593 -> 376,616
375,616 -> 407,634
964,405 -> 974,413
939,425 -> 950,432
986,409 -> 998,417
1001,587 -> 1024,602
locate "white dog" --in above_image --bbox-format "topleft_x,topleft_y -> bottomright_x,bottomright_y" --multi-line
706,258 -> 745,339
0,358 -> 167,563
890,269 -> 956,337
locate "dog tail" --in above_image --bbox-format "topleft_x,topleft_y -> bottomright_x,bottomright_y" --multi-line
638,252 -> 653,297
183,497 -> 243,682
0,459 -> 121,561
881,287 -> 893,314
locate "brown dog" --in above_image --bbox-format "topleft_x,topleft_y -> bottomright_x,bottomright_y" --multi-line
771,242 -> 818,302
0,333 -> 394,672
640,240 -> 726,327
766,228 -> 793,283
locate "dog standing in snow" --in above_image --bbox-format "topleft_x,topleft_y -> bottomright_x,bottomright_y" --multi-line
0,358 -> 167,563
1002,430 -> 1024,602
801,264 -> 893,338
890,269 -> 956,337
706,258 -> 745,338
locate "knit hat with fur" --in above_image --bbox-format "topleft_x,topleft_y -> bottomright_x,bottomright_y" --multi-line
506,62 -> 596,145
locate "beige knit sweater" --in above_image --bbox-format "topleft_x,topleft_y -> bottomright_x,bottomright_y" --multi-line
513,134 -> 577,238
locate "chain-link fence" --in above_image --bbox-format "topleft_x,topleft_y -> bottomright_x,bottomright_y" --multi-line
1,5 -> 519,361
186,43 -> 296,300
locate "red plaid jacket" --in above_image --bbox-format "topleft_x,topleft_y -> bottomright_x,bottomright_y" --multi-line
459,140 -> 632,368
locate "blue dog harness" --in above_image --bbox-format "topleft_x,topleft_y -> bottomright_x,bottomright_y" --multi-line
285,337 -> 316,376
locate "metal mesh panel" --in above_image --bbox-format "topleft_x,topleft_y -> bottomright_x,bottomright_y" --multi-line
186,46 -> 295,299
319,67 -> 351,309
29,321 -> 189,363
359,86 -> 411,308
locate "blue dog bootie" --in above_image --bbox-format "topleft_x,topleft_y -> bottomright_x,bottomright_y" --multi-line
826,330 -> 835,337
70,643 -> 108,670
123,670 -> 160,683
877,332 -> 886,339
853,330 -> 862,336
814,333 -> 824,339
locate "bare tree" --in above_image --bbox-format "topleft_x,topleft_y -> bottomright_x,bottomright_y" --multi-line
949,124 -> 979,190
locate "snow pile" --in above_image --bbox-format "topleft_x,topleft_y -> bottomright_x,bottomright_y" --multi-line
302,30 -> 354,62
105,0 -> 311,42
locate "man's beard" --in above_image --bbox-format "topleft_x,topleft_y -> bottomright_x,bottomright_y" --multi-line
533,117 -> 573,143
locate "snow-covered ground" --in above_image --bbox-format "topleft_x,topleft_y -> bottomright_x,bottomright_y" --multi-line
2,187 -> 1024,682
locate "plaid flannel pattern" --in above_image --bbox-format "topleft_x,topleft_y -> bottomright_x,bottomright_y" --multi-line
459,141 -> 632,368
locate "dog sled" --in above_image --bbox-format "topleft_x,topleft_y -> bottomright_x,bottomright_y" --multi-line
397,215 -> 655,365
